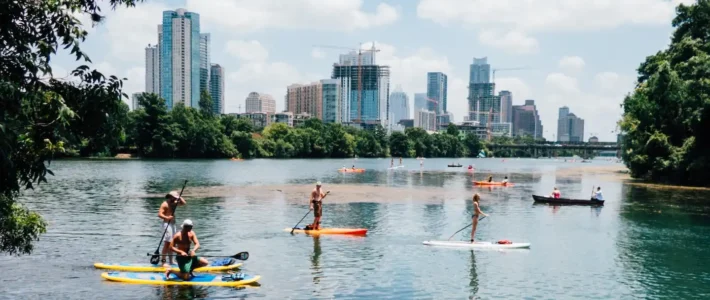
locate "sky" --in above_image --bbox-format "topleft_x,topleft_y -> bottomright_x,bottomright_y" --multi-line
50,0 -> 696,142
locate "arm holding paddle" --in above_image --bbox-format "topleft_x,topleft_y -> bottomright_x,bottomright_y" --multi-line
189,233 -> 200,256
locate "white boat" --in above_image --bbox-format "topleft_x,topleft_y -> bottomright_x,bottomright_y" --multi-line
422,240 -> 531,249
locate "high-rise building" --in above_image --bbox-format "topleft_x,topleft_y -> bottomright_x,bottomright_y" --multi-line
199,33 -> 211,94
160,8 -> 201,110
557,107 -> 585,142
209,64 -> 224,114
332,63 -> 390,125
512,100 -> 543,139
499,90 -> 513,123
413,93 -> 427,112
389,87 -> 410,123
468,84 -> 497,122
286,82 -> 325,119
414,109 -> 437,132
145,44 -> 160,95
246,92 -> 276,114
131,93 -> 142,111
338,49 -> 375,66
426,72 -> 447,114
321,79 -> 340,123
470,57 -> 491,84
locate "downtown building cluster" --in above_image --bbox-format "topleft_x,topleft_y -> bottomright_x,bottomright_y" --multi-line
133,8 -> 224,115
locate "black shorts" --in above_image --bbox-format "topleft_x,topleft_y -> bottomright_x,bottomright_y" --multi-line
313,201 -> 322,217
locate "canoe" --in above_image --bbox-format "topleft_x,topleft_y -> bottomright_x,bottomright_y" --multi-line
532,195 -> 604,205
422,240 -> 531,249
101,271 -> 260,287
94,258 -> 241,272
285,227 -> 368,236
473,181 -> 513,186
447,165 -> 462,167
338,168 -> 365,173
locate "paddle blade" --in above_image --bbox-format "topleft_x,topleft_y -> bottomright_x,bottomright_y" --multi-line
149,253 -> 160,265
234,252 -> 249,261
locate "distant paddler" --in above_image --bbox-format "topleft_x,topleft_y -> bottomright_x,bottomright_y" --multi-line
308,181 -> 328,230
399,157 -> 402,166
471,193 -> 488,242
158,190 -> 186,268
390,157 -> 394,168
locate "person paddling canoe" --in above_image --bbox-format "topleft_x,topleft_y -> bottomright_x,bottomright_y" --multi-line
308,181 -> 328,230
592,187 -> 604,201
164,219 -> 208,280
471,193 -> 488,243
159,191 -> 186,268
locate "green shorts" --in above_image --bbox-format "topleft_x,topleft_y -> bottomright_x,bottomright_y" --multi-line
176,255 -> 199,273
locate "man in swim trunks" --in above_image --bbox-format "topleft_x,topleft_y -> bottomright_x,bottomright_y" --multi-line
309,181 -> 327,230
158,190 -> 186,268
164,219 -> 208,280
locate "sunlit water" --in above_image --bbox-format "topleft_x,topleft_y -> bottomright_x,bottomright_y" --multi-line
2,158 -> 710,299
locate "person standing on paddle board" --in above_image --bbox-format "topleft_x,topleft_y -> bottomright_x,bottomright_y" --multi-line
471,193 -> 488,243
159,191 -> 186,268
164,219 -> 208,280
309,181 -> 327,230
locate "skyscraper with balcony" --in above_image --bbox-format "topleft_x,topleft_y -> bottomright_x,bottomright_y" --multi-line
160,8 -> 200,110
145,44 -> 159,95
199,33 -> 211,94
209,64 -> 224,114
426,72 -> 447,114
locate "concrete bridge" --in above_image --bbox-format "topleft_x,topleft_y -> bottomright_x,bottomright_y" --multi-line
487,142 -> 620,158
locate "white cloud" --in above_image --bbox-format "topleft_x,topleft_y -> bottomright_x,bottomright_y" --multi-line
311,48 -> 326,59
496,77 -> 533,101
102,2 -> 167,62
225,40 -> 269,62
595,71 -> 635,94
558,56 -> 585,75
478,29 -> 539,54
417,0 -> 692,32
187,0 -> 398,33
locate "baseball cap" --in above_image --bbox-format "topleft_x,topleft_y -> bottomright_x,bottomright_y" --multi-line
182,219 -> 193,227
316,181 -> 322,186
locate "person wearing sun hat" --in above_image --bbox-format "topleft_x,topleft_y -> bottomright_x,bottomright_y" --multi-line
158,190 -> 187,268
308,181 -> 328,230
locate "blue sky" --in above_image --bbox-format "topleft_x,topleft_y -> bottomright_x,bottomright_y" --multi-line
51,0 -> 694,141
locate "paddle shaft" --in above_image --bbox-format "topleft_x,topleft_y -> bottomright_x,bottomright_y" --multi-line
149,252 -> 248,260
151,180 -> 188,259
290,191 -> 330,233
447,216 -> 486,241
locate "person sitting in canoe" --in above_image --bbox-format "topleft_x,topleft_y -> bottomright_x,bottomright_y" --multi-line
308,181 -> 327,230
471,193 -> 488,243
164,219 -> 208,280
159,190 -> 187,268
487,175 -> 493,182
502,176 -> 509,184
592,187 -> 603,201
551,187 -> 561,198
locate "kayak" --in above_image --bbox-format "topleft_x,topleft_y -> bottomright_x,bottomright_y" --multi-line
285,227 -> 368,236
339,168 -> 365,173
422,240 -> 531,249
532,195 -> 604,205
94,258 -> 241,272
101,271 -> 260,287
473,181 -> 513,186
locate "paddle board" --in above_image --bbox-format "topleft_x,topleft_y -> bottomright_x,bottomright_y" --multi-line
94,258 -> 241,272
422,240 -> 531,249
285,227 -> 368,235
101,271 -> 260,287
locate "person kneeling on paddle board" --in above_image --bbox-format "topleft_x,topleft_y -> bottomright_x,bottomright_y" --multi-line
159,191 -> 187,268
471,194 -> 488,243
165,219 -> 208,280
307,181 -> 327,230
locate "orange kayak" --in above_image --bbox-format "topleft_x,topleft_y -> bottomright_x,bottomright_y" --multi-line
285,227 -> 368,236
473,181 -> 514,186
338,168 -> 365,173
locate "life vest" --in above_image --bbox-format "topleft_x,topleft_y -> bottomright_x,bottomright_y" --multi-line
497,240 -> 512,244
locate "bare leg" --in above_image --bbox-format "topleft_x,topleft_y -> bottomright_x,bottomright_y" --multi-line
198,258 -> 209,268
161,242 -> 172,268
470,217 -> 479,242
314,217 -> 321,230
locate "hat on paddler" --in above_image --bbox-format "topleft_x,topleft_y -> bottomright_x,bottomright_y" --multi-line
165,190 -> 184,201
182,219 -> 193,227
316,181 -> 322,186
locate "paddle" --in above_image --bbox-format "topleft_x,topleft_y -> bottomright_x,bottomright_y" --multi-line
149,180 -> 188,265
447,216 -> 487,241
148,251 -> 250,261
290,191 -> 330,234
590,185 -> 595,200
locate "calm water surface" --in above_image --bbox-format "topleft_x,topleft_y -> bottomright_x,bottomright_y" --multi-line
2,158 -> 710,300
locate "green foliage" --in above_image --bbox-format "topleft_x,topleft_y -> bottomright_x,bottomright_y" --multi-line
620,0 -> 710,186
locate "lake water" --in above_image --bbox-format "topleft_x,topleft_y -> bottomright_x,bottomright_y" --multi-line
2,158 -> 710,300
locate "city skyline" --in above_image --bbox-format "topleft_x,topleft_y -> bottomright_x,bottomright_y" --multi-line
49,0 -> 689,141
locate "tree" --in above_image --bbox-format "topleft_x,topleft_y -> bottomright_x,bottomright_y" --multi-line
619,0 -> 710,186
0,0 -> 143,255
389,131 -> 413,157
464,133 -> 483,157
446,123 -> 460,137
199,90 -> 214,118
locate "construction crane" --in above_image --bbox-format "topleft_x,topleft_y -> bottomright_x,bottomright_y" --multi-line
312,43 -> 380,124
492,67 -> 531,83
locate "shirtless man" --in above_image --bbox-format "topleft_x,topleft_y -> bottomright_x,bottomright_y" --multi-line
158,191 -> 186,268
164,219 -> 208,280
309,182 -> 327,230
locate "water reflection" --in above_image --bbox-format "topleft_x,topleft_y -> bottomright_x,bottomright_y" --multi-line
468,251 -> 479,297
155,285 -> 209,300
311,236 -> 322,285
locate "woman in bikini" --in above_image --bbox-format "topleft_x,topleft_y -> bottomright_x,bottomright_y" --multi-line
471,193 -> 488,243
